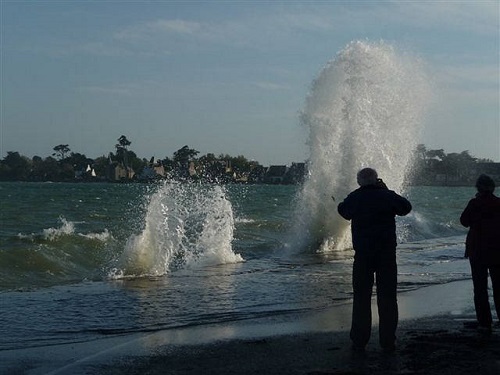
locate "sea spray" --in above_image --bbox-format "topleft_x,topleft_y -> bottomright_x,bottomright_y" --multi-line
293,41 -> 431,251
42,216 -> 75,241
115,181 -> 243,277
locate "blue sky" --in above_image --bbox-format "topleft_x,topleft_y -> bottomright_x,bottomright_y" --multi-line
1,1 -> 499,165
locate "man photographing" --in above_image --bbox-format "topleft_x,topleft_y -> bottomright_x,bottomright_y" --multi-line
338,168 -> 412,352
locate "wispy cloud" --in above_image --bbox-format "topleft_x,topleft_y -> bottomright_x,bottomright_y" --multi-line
59,2 -> 497,59
389,0 -> 499,35
148,19 -> 203,35
114,19 -> 204,41
252,81 -> 291,91
78,80 -> 162,97
9,2 -> 498,59
432,59 -> 499,91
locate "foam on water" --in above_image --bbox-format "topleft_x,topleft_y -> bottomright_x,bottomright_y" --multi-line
293,40 -> 431,251
42,217 -> 75,241
78,229 -> 112,242
114,181 -> 243,277
16,216 -> 111,243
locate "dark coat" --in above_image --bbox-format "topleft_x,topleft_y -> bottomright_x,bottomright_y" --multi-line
337,185 -> 412,252
460,192 -> 500,265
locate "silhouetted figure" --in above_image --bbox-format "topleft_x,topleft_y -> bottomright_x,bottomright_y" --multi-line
460,174 -> 500,332
338,168 -> 412,351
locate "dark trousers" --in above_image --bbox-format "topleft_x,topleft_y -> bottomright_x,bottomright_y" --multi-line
351,250 -> 398,348
469,260 -> 500,327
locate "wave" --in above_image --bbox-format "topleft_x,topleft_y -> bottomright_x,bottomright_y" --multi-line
0,181 -> 468,293
110,181 -> 244,279
397,211 -> 466,243
292,41 -> 431,251
16,216 -> 112,243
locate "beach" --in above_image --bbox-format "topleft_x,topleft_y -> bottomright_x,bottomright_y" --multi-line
95,315 -> 500,375
2,279 -> 499,375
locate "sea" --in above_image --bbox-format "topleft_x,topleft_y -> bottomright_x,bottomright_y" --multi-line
0,181 -> 473,351
1,40 -> 473,356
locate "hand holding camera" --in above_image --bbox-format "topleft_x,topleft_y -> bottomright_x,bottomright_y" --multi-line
376,178 -> 388,190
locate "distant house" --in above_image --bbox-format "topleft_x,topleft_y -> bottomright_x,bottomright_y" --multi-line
264,165 -> 288,184
283,162 -> 306,184
154,164 -> 165,177
107,162 -> 134,181
188,161 -> 197,177
137,158 -> 165,181
247,165 -> 266,183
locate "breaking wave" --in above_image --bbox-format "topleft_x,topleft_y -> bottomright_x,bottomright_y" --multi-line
111,181 -> 243,278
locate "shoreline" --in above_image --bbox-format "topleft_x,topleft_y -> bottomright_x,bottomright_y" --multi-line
3,279 -> 499,374
94,315 -> 500,375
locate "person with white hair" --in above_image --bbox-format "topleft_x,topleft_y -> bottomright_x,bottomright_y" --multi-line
338,167 -> 412,352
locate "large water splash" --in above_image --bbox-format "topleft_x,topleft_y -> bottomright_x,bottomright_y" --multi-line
293,41 -> 431,251
114,181 -> 243,277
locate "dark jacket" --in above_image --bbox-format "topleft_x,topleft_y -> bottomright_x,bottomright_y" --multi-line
460,192 -> 500,265
337,185 -> 412,252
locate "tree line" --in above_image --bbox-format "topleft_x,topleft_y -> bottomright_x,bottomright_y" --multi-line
0,136 -> 266,183
410,144 -> 496,185
0,137 -> 496,184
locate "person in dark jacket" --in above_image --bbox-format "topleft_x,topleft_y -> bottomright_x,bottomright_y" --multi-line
338,168 -> 412,352
460,174 -> 500,332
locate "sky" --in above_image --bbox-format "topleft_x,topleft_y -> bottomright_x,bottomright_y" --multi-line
1,0 -> 499,165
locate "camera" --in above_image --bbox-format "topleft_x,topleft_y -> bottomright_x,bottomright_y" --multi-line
376,178 -> 388,189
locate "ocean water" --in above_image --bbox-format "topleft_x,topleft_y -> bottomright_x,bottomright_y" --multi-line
0,181 -> 473,351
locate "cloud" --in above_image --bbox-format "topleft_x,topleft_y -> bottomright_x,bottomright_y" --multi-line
389,0 -> 499,35
78,80 -> 162,97
150,19 -> 203,35
55,1 -> 495,61
114,19 -> 204,41
271,11 -> 336,33
9,2 -> 498,60
252,81 -> 291,91
432,60 -> 499,94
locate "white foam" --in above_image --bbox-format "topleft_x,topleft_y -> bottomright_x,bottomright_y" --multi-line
42,217 -> 75,241
234,217 -> 255,224
116,182 -> 243,277
78,229 -> 112,241
292,41 -> 431,251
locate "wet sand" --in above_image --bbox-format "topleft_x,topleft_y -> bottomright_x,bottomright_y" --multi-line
2,280 -> 499,374
94,316 -> 500,375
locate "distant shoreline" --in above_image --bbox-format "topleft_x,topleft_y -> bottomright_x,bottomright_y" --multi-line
2,146 -> 499,186
0,179 -> 479,187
